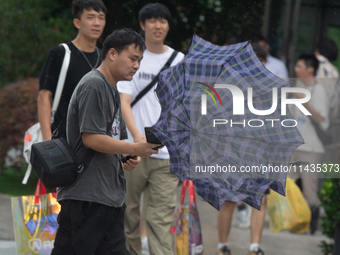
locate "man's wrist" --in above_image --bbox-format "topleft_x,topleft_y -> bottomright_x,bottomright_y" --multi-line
132,131 -> 143,140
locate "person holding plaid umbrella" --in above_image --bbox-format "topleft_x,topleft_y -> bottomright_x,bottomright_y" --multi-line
216,43 -> 268,255
152,34 -> 304,254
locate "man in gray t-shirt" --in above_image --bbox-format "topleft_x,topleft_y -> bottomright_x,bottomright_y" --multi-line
58,69 -> 128,207
52,29 -> 160,255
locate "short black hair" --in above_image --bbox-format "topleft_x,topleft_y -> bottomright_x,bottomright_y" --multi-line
252,34 -> 268,44
225,35 -> 245,45
298,52 -> 319,76
72,0 -> 107,20
101,28 -> 146,61
139,3 -> 172,25
251,43 -> 267,63
317,38 -> 338,62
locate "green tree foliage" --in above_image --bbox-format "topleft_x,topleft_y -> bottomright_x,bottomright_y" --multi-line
0,0 -> 265,87
318,175 -> 340,254
0,0 -> 74,87
103,0 -> 265,52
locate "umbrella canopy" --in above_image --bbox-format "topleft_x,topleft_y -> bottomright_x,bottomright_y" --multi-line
152,35 -> 304,210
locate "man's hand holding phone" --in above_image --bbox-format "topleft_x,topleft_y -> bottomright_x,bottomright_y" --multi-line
121,155 -> 140,171
144,127 -> 164,150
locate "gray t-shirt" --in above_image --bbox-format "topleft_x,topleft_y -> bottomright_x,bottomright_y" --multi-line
57,69 -> 128,207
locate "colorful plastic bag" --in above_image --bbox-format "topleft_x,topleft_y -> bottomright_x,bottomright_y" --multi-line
171,180 -> 203,255
11,180 -> 60,255
267,177 -> 311,233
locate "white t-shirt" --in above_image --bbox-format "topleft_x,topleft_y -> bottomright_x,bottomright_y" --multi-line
117,46 -> 185,159
265,55 -> 288,79
316,55 -> 339,79
290,83 -> 329,153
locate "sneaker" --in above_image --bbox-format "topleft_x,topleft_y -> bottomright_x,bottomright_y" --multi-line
237,205 -> 251,229
249,247 -> 265,255
216,246 -> 231,255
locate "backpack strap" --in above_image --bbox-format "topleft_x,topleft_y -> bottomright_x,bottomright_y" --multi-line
22,43 -> 71,185
131,50 -> 178,107
51,43 -> 71,124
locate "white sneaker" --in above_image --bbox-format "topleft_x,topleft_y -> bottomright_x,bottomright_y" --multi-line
237,205 -> 251,229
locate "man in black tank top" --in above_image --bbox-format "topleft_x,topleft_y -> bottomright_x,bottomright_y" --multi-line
38,0 -> 107,140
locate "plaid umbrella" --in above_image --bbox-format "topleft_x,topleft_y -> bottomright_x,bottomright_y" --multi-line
152,35 -> 304,210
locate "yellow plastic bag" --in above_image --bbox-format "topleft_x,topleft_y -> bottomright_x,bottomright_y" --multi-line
267,177 -> 311,233
11,180 -> 60,255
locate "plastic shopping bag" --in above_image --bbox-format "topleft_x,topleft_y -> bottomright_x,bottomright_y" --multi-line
23,123 -> 42,164
267,177 -> 311,233
22,123 -> 43,184
171,180 -> 203,255
11,180 -> 60,255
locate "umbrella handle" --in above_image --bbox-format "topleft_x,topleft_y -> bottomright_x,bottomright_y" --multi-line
180,180 -> 197,208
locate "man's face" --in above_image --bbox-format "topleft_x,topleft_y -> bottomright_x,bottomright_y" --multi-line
112,44 -> 143,81
74,8 -> 106,40
140,18 -> 170,43
295,59 -> 313,79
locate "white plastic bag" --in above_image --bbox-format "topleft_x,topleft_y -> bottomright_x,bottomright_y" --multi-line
22,122 -> 43,184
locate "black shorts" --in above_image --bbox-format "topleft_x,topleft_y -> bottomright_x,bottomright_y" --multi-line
51,200 -> 130,255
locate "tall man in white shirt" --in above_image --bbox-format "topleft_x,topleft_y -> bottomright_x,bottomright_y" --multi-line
315,38 -> 340,122
289,52 -> 329,235
117,3 -> 184,255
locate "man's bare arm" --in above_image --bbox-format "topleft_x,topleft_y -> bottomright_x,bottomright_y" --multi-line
120,93 -> 145,142
294,92 -> 325,124
303,102 -> 324,124
82,132 -> 158,158
37,89 -> 53,141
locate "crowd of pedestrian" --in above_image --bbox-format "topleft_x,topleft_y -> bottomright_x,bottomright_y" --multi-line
35,0 -> 339,254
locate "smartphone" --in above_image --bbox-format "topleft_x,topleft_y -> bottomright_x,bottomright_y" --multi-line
121,155 -> 137,164
144,127 -> 163,150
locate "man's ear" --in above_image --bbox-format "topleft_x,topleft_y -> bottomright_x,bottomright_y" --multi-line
73,18 -> 80,29
108,48 -> 117,60
140,21 -> 145,31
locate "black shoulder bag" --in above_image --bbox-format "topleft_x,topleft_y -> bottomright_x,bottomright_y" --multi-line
131,50 -> 178,107
30,100 -> 119,189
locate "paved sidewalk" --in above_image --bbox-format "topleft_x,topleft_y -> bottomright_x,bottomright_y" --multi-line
0,193 -> 16,255
0,240 -> 16,255
195,193 -> 329,255
0,188 -> 331,255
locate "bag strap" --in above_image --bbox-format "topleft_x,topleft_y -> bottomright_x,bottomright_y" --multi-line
170,180 -> 197,234
22,44 -> 71,185
72,92 -> 120,170
51,43 -> 71,124
180,180 -> 197,208
34,179 -> 46,204
131,50 -> 178,107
